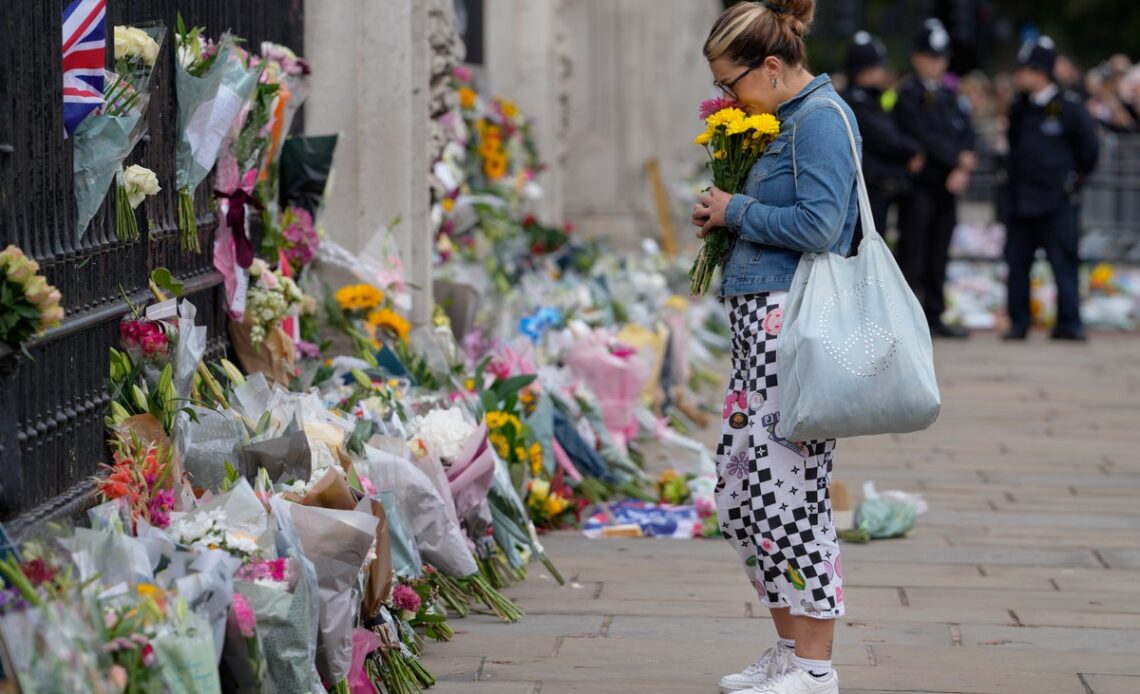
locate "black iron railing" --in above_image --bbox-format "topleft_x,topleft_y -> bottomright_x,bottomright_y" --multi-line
0,0 -> 303,533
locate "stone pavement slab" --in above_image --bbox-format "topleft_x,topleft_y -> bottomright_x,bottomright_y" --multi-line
421,335 -> 1140,693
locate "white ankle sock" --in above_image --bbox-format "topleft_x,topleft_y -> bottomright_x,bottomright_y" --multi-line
778,638 -> 796,650
793,655 -> 832,678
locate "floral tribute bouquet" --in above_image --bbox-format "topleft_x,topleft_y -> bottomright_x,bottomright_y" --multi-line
0,245 -> 63,348
173,15 -> 260,251
73,23 -> 165,239
689,99 -> 780,295
95,437 -> 177,532
329,282 -> 412,359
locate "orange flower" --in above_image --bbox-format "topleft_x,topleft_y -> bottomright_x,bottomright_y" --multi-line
458,87 -> 477,110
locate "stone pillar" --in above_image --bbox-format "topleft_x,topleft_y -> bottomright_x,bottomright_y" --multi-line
483,0 -> 571,224
304,0 -> 433,326
561,0 -> 722,249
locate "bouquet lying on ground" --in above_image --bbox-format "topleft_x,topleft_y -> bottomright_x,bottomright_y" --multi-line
689,99 -> 780,296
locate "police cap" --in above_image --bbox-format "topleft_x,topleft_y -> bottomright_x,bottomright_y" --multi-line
846,31 -> 886,77
914,18 -> 951,57
1017,36 -> 1057,74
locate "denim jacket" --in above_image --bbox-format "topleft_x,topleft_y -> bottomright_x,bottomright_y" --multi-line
721,74 -> 862,297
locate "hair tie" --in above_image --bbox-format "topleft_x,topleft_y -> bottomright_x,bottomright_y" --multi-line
762,1 -> 790,15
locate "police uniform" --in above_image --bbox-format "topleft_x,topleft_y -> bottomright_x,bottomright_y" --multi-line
840,31 -> 922,250
1004,38 -> 1100,341
894,19 -> 975,337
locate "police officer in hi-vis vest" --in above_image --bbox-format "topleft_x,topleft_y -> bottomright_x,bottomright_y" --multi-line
1003,36 -> 1100,341
894,19 -> 976,339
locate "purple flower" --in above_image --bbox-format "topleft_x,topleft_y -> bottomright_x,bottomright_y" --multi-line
725,451 -> 749,479
0,587 -> 28,615
282,207 -> 319,266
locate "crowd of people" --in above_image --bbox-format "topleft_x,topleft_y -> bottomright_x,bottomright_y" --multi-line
838,19 -> 1122,342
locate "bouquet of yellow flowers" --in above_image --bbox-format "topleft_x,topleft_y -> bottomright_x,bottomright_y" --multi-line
690,101 -> 780,295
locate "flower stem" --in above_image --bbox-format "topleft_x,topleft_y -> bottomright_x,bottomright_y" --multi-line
177,187 -> 199,252
115,181 -> 140,242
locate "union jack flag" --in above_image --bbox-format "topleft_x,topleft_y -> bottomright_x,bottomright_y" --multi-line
62,0 -> 106,137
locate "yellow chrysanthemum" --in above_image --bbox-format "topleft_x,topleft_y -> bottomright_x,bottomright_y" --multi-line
713,150 -> 727,160
367,307 -> 411,342
498,98 -> 520,119
694,131 -> 712,146
458,87 -> 477,110
706,107 -> 746,129
543,494 -> 568,517
441,197 -> 455,213
489,432 -> 510,459
746,113 -> 781,137
335,283 -> 385,312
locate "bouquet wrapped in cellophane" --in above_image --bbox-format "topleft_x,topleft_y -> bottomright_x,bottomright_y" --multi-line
689,100 -> 780,296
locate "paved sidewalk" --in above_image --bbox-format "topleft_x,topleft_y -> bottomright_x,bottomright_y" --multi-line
422,334 -> 1140,694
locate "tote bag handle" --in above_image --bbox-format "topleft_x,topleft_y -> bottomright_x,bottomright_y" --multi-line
822,99 -> 882,247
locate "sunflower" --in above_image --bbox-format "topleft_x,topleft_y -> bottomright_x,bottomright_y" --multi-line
335,283 -> 384,312
367,307 -> 411,342
484,152 -> 509,180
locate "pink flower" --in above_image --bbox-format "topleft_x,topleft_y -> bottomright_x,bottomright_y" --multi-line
108,665 -> 128,690
140,643 -> 155,667
231,593 -> 256,638
452,65 -> 473,83
722,390 -> 748,419
610,344 -> 636,359
761,308 -> 784,336
147,489 -> 175,529
140,331 -> 169,358
296,339 -> 322,359
392,584 -> 421,614
359,475 -> 376,497
699,96 -> 744,120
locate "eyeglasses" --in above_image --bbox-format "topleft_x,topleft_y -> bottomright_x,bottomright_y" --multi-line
714,63 -> 760,100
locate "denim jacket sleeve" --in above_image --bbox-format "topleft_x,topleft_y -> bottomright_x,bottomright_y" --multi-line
724,106 -> 857,254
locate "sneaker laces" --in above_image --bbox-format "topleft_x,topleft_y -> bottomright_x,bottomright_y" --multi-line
743,647 -> 777,675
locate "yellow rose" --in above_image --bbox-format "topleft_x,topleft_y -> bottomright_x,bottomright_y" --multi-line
529,478 -> 550,501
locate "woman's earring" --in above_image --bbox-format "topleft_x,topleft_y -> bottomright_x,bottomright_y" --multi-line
771,78 -> 778,88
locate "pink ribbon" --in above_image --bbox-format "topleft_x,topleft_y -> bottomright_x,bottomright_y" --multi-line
551,439 -> 583,483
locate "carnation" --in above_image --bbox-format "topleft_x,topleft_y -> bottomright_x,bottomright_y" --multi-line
415,408 -> 476,461
392,584 -> 421,615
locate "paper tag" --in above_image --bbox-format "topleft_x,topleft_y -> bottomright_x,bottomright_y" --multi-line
146,298 -> 180,321
186,83 -> 247,172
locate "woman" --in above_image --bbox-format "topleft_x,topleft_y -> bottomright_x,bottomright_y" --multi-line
691,2 -> 860,693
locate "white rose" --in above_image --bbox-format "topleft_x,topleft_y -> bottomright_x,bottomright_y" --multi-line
122,165 -> 160,209
248,258 -> 268,278
131,28 -> 160,66
113,26 -> 134,61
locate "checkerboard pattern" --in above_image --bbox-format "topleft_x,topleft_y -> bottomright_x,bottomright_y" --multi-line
714,293 -> 845,619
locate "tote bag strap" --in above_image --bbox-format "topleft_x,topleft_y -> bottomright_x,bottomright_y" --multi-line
822,99 -> 881,245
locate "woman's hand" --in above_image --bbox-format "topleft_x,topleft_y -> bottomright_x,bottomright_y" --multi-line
692,187 -> 733,239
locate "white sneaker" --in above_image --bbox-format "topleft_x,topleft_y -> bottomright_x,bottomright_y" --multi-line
718,645 -> 794,693
745,667 -> 839,694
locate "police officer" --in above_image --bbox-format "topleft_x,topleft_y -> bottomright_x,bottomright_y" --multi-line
841,31 -> 925,251
1003,37 -> 1100,341
894,19 -> 976,338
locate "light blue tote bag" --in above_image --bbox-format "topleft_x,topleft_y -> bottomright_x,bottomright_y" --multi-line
776,101 -> 941,441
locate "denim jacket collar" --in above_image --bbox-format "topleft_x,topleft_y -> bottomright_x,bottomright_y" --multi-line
776,73 -> 833,121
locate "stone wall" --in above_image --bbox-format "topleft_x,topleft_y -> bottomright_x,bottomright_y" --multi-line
559,0 -> 722,248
